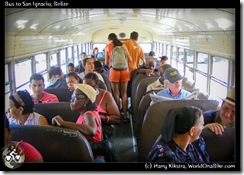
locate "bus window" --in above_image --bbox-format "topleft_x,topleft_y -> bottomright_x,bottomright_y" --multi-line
195,72 -> 208,94
35,54 -> 47,73
67,47 -> 73,63
5,64 -> 10,112
210,57 -> 229,100
74,45 -> 79,66
50,53 -> 58,66
139,43 -> 152,53
212,57 -> 229,83
93,43 -> 106,53
171,47 -> 177,69
15,59 -> 32,89
60,49 -> 67,74
197,53 -> 208,72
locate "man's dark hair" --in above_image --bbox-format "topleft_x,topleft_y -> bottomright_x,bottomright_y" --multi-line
160,56 -> 168,61
68,62 -> 74,67
130,31 -> 139,40
30,73 -> 44,83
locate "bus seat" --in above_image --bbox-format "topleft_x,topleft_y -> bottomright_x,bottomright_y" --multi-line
131,73 -> 149,111
136,93 -> 151,135
34,102 -> 80,125
10,125 -> 94,162
100,73 -> 113,95
201,127 -> 235,162
98,79 -> 107,91
133,76 -> 159,122
44,88 -> 72,102
138,99 -> 219,162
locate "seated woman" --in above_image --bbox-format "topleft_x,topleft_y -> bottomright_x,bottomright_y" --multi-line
65,72 -> 83,91
46,66 -> 68,89
4,115 -> 44,163
7,90 -> 49,126
51,84 -> 104,162
83,72 -> 121,125
146,106 -> 209,162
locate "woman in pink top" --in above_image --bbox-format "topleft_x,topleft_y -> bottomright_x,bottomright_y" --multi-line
51,84 -> 104,162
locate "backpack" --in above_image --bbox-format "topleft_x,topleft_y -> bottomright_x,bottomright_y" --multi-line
111,45 -> 128,70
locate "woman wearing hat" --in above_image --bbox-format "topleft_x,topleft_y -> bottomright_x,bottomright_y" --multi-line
52,84 -> 104,162
203,88 -> 235,135
146,106 -> 209,162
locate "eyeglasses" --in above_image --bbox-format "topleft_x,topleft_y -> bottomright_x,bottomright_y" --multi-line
71,94 -> 86,100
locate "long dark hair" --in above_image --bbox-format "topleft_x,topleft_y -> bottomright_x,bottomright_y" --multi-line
108,33 -> 123,47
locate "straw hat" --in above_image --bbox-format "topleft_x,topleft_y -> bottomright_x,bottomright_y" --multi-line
224,88 -> 235,106
74,84 -> 96,103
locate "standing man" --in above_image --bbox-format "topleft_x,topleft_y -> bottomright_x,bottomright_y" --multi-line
123,31 -> 146,77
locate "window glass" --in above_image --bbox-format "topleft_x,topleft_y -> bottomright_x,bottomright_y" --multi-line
50,53 -> 58,66
67,47 -> 72,63
35,54 -> 47,73
212,57 -> 229,83
195,72 -> 208,94
15,59 -> 32,88
139,43 -> 152,53
197,53 -> 208,72
5,64 -> 9,83
60,49 -> 66,65
93,43 -> 106,53
210,80 -> 227,102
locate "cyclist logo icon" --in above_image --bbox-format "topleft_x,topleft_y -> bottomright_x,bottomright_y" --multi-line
2,143 -> 25,169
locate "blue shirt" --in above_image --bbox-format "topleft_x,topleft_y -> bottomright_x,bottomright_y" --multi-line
146,136 -> 209,162
156,88 -> 191,99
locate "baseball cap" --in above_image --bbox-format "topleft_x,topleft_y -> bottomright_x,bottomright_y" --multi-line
163,68 -> 183,83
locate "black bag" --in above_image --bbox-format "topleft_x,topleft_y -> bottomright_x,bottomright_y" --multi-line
102,123 -> 113,138
88,139 -> 111,157
88,125 -> 118,162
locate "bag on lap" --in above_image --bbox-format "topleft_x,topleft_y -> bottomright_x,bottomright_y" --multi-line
111,45 -> 128,70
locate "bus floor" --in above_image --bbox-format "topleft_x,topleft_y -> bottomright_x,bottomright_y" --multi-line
113,111 -> 138,162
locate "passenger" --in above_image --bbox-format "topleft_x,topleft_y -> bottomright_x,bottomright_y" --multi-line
65,72 -> 82,91
105,33 -> 132,123
4,115 -> 44,163
97,49 -> 105,59
46,66 -> 68,89
123,31 -> 146,77
92,47 -> 99,58
146,106 -> 209,162
157,55 -> 169,74
75,52 -> 87,72
94,60 -> 109,79
83,72 -> 121,125
160,55 -> 169,65
51,84 -> 104,162
67,62 -> 76,73
203,88 -> 235,135
145,51 -> 156,62
147,59 -> 157,73
78,57 -> 105,83
7,90 -> 49,125
156,67 -> 191,99
29,73 -> 59,104
146,64 -> 172,92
